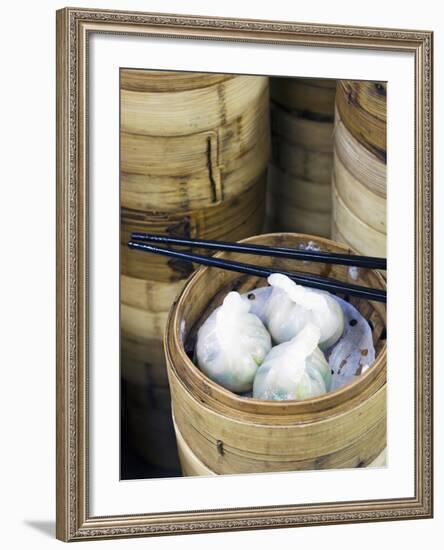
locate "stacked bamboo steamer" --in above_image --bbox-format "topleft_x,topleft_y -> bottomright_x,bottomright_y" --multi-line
121,70 -> 270,471
266,78 -> 336,236
332,81 -> 387,258
166,233 -> 387,475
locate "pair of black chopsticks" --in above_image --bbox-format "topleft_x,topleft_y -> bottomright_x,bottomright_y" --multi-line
127,233 -> 387,303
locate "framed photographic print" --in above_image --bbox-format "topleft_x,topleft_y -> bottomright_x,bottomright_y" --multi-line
56,7 -> 433,541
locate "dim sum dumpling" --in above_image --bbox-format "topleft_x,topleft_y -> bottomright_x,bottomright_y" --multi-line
253,323 -> 331,401
196,291 -> 272,393
264,273 -> 344,350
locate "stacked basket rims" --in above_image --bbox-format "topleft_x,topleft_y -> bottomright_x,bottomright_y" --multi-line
332,81 -> 387,259
266,78 -> 336,236
120,70 -> 270,472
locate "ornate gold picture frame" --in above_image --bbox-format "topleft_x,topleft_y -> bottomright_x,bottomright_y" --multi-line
56,7 -> 433,541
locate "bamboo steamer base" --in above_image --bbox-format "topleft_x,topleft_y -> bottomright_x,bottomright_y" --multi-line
173,416 -> 387,477
166,233 -> 387,475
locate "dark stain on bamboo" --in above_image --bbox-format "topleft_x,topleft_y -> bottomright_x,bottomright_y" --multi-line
206,136 -> 218,203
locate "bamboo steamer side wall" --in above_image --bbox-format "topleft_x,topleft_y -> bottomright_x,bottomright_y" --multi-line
120,70 -> 270,475
172,415 -> 386,476
332,82 -> 387,261
267,77 -> 335,237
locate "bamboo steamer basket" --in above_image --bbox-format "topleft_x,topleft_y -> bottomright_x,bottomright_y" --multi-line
333,153 -> 386,233
271,103 -> 334,152
121,174 -> 267,281
121,276 -> 186,386
121,74 -> 267,137
121,92 -> 269,211
267,166 -> 331,236
336,80 -> 386,161
334,114 -> 386,199
165,233 -> 387,475
332,183 -> 386,257
269,165 -> 332,213
267,78 -> 335,237
272,135 -> 333,184
172,415 -> 387,476
332,87 -> 386,259
270,77 -> 336,117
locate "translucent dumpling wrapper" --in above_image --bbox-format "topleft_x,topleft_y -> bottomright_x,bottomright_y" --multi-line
196,291 -> 272,393
264,273 -> 345,350
253,323 -> 331,401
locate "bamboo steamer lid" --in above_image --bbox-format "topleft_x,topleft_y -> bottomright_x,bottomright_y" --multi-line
121,173 -> 267,281
271,77 -> 336,116
331,183 -> 386,257
121,75 -> 268,137
334,112 -> 386,199
165,233 -> 387,474
336,80 -> 386,160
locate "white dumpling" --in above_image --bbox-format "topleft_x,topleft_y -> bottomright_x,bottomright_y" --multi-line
253,324 -> 331,401
264,273 -> 344,350
196,291 -> 272,393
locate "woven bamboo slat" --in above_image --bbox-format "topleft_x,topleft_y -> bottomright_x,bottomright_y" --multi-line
165,233 -> 387,474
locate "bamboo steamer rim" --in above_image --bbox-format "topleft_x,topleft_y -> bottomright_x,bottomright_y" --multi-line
166,232 -> 386,417
337,80 -> 387,122
120,69 -> 234,92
